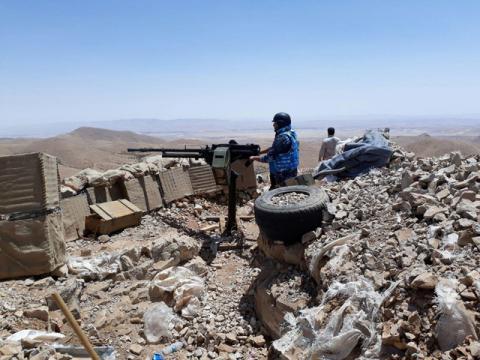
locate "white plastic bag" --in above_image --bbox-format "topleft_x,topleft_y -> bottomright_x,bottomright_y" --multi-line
149,266 -> 205,319
311,329 -> 363,360
67,253 -> 121,280
435,279 -> 478,351
143,302 -> 180,344
7,330 -> 65,343
272,277 -> 398,360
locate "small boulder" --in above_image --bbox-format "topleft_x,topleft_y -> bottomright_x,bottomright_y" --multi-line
411,273 -> 438,290
129,344 -> 143,355
252,335 -> 266,347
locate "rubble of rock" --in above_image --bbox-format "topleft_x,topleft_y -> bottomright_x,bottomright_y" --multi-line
0,195 -> 266,359
285,150 -> 480,359
1,145 -> 479,359
254,263 -> 315,339
271,192 -> 309,206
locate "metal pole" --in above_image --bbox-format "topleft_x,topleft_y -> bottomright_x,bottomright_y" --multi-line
51,292 -> 101,360
224,169 -> 239,235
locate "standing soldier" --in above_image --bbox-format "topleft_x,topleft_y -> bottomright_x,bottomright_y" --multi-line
319,127 -> 340,161
250,112 -> 299,188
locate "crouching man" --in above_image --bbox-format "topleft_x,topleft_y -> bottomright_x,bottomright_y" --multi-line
250,112 -> 300,189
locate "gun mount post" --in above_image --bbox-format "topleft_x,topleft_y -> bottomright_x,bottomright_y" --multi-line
224,169 -> 239,235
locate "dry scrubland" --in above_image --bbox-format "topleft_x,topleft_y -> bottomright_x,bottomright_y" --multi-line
0,127 -> 479,176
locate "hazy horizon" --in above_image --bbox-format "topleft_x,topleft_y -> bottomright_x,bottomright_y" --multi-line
1,116 -> 480,139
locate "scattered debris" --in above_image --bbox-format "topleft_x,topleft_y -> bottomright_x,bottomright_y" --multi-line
1,145 -> 479,359
271,191 -> 309,206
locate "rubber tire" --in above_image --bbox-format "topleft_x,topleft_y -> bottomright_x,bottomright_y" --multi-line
254,185 -> 329,245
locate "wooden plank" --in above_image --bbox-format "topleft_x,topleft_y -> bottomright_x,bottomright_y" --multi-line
98,201 -> 131,218
89,204 -> 112,221
239,216 -> 254,221
218,242 -> 252,251
200,224 -> 219,232
219,216 -> 226,233
119,199 -> 142,213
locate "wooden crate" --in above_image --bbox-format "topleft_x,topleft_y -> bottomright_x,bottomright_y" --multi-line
85,199 -> 142,235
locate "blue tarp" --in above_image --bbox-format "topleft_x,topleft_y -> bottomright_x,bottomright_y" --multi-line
313,129 -> 393,179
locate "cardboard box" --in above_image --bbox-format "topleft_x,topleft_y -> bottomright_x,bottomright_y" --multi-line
221,160 -> 257,194
0,152 -> 59,216
0,211 -> 66,280
124,175 -> 163,212
0,152 -> 65,279
85,183 -> 126,205
231,160 -> 257,191
85,199 -> 142,235
159,167 -> 194,203
60,194 -> 90,241
188,165 -> 219,195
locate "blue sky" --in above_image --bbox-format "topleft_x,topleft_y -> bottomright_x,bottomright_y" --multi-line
1,0 -> 479,124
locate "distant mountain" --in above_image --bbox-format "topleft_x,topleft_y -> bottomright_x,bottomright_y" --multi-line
0,118 -> 265,138
69,127 -> 162,143
0,127 -> 188,172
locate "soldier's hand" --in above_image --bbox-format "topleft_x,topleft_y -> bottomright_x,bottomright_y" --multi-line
249,155 -> 261,162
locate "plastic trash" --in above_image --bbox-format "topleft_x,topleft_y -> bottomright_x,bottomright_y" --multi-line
152,354 -> 165,360
272,277 -> 399,360
149,266 -> 205,319
6,330 -> 65,343
475,280 -> 480,294
443,233 -> 459,249
161,341 -> 184,355
67,253 -> 121,280
54,345 -> 116,360
143,302 -> 180,344
435,279 -> 478,351
312,328 -> 363,360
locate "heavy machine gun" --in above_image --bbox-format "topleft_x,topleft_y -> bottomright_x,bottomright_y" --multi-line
128,142 -> 260,235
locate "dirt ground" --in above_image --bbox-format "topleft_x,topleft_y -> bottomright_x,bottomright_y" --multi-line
0,197 -> 270,360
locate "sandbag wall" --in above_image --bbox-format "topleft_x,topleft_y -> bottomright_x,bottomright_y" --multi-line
61,163 -> 222,240
0,153 -> 66,279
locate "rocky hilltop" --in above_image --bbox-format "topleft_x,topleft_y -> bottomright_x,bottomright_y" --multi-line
0,145 -> 479,359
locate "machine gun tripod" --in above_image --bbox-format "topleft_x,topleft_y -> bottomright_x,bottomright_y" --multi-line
128,141 -> 260,235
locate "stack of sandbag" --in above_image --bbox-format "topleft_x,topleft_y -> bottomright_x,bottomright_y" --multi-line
63,168 -> 133,194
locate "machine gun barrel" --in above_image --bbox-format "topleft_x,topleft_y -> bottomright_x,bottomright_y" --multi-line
127,143 -> 260,163
127,147 -> 205,153
127,147 -> 209,159
161,152 -> 205,159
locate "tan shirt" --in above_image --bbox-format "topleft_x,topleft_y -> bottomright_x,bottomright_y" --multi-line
319,136 -> 340,161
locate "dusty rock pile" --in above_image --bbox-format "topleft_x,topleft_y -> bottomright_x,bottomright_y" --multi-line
0,194 -> 264,359
271,192 -> 309,206
271,150 -> 480,359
